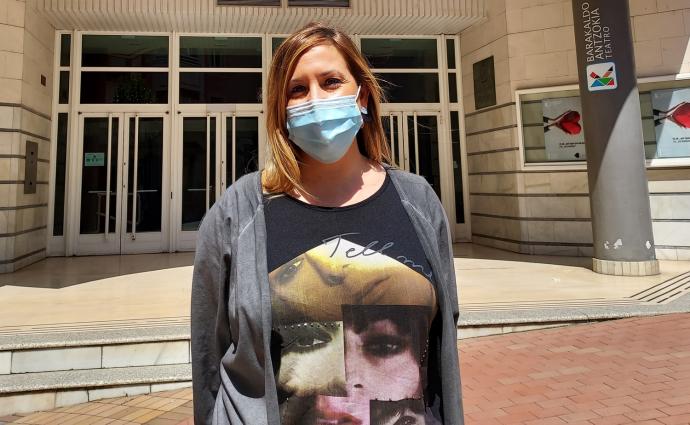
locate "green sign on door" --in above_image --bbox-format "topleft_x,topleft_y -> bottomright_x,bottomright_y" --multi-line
84,152 -> 105,167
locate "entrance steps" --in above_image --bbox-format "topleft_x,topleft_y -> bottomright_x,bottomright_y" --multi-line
0,327 -> 192,417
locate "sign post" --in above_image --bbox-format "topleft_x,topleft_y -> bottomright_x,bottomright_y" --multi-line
571,0 -> 659,275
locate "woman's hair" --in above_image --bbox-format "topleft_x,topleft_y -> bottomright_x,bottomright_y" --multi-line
262,22 -> 392,195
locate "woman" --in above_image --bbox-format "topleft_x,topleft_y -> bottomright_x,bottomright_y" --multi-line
191,22 -> 463,425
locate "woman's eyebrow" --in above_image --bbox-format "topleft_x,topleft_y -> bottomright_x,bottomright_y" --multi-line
319,70 -> 343,77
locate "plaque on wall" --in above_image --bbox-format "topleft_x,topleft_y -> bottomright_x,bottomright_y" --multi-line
24,141 -> 38,194
473,56 -> 496,110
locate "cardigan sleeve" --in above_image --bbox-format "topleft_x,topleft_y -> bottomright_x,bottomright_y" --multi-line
191,203 -> 233,425
424,181 -> 464,424
437,198 -> 460,326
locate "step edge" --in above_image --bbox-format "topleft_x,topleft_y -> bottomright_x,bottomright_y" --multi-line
0,325 -> 191,351
0,364 -> 192,395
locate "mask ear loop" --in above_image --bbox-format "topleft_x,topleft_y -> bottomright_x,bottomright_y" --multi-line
356,85 -> 370,119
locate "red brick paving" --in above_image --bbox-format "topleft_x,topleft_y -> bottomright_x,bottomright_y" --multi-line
459,312 -> 690,424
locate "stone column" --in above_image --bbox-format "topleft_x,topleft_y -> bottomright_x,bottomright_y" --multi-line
0,2 -> 55,273
571,0 -> 659,276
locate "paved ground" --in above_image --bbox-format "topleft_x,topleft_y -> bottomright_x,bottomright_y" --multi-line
3,246 -> 690,335
3,312 -> 690,424
0,388 -> 195,425
461,312 -> 690,425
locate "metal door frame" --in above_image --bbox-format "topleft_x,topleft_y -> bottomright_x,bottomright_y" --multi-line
71,112 -> 124,255
120,113 -> 170,254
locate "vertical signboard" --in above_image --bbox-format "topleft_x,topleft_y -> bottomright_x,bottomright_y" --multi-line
571,0 -> 657,269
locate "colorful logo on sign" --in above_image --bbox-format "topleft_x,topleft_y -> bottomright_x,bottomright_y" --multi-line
586,62 -> 617,91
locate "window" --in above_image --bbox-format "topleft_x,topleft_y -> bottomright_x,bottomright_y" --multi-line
362,38 -> 440,104
362,39 -> 438,69
272,37 -> 286,55
179,36 -> 262,104
60,34 -> 71,67
518,77 -> 690,166
81,72 -> 168,104
59,71 -> 69,104
450,111 -> 465,224
180,37 -> 261,68
53,113 -> 68,236
179,73 -> 261,103
82,35 -> 168,67
377,73 -> 439,103
447,39 -> 458,103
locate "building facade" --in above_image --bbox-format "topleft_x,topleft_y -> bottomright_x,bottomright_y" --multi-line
0,0 -> 689,273
461,0 -> 690,262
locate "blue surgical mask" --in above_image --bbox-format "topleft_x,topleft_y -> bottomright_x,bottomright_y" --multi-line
286,86 -> 365,164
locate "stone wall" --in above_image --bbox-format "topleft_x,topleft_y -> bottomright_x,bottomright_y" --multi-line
0,0 -> 55,272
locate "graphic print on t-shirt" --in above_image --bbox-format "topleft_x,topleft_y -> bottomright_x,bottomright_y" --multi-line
270,236 -> 437,425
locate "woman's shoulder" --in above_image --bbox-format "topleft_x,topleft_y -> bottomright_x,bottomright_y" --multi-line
219,170 -> 263,204
203,170 -> 263,226
385,166 -> 437,203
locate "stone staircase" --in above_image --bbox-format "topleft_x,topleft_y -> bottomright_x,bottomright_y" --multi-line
0,326 -> 192,416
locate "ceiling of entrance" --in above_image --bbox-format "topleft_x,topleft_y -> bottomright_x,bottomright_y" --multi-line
30,0 -> 485,35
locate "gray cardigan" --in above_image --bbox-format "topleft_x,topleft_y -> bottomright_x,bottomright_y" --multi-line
191,163 -> 464,424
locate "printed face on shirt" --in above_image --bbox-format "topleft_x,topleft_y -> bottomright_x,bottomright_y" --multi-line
313,305 -> 430,424
275,321 -> 346,397
269,238 -> 436,425
370,398 -> 433,425
269,238 -> 436,325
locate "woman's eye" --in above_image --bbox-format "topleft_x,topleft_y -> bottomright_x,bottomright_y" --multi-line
295,335 -> 329,348
276,258 -> 303,284
325,78 -> 342,87
362,334 -> 407,358
289,86 -> 305,95
395,416 -> 418,425
284,326 -> 333,353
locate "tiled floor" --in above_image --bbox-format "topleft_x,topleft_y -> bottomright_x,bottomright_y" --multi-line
453,244 -> 690,308
4,313 -> 690,424
1,244 -> 689,335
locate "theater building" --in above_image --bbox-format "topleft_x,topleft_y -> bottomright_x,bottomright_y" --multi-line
0,0 -> 689,273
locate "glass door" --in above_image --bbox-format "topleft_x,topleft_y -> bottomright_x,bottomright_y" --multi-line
382,112 -> 443,201
175,113 -> 261,251
74,113 -> 168,255
405,113 -> 442,201
120,114 -> 169,254
75,114 -> 123,255
177,115 -> 217,250
381,112 -> 403,168
220,113 -> 260,190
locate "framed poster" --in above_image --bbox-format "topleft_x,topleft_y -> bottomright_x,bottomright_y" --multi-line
542,96 -> 586,161
652,88 -> 690,158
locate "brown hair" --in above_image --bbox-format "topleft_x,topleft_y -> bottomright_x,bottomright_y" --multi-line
262,22 -> 392,194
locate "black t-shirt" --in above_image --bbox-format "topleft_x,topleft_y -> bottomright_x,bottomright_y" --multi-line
264,171 -> 440,424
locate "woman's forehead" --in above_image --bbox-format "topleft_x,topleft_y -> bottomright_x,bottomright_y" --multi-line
291,44 -> 350,77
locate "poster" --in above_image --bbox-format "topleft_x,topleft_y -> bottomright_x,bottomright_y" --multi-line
651,88 -> 690,158
542,96 -> 586,161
